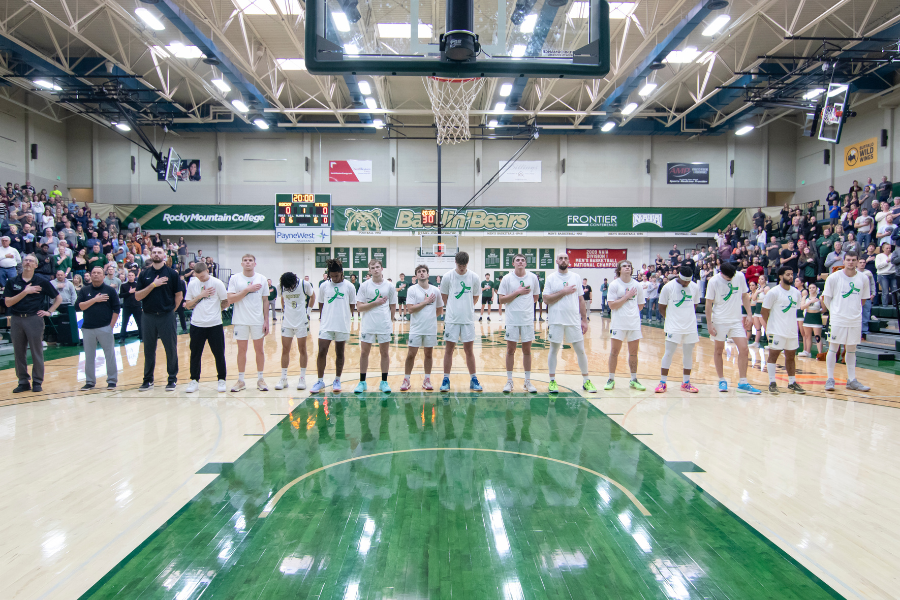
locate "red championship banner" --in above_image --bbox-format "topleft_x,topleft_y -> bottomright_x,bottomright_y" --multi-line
328,160 -> 373,182
567,249 -> 627,268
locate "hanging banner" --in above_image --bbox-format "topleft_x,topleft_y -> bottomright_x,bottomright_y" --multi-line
315,247 -> 331,269
539,248 -> 555,269
333,247 -> 351,267
503,248 -> 519,269
485,248 -> 501,269
499,161 -> 541,183
843,137 -> 877,171
521,248 -> 537,269
667,163 -> 710,184
329,160 -> 373,182
567,249 -> 627,269
352,247 -> 369,268
371,247 -> 387,267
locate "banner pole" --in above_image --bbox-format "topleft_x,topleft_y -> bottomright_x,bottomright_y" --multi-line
437,142 -> 442,244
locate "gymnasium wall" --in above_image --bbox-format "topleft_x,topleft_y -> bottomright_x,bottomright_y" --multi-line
0,97 -> 68,193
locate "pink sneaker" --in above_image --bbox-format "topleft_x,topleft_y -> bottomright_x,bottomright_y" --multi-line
654,382 -> 667,393
422,378 -> 434,391
681,382 -> 699,393
400,378 -> 411,392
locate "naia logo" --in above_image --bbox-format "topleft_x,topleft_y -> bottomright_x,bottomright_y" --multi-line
633,213 -> 663,228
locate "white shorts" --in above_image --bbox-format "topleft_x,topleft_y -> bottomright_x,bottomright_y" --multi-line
665,331 -> 699,345
443,323 -> 476,344
548,324 -> 584,344
360,332 -> 392,344
711,321 -> 746,342
281,324 -> 309,338
610,328 -> 642,342
409,334 -> 437,348
505,325 -> 535,343
829,325 -> 862,346
319,330 -> 350,342
767,334 -> 799,351
234,324 -> 264,340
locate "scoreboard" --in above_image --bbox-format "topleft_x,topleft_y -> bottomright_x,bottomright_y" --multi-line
274,193 -> 332,244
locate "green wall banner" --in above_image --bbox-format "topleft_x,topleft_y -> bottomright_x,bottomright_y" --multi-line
521,248 -> 537,269
485,248 -> 501,269
353,247 -> 369,268
503,248 -> 519,269
315,247 -> 331,268
539,248 -> 555,269
334,247 -> 351,267
371,247 -> 387,267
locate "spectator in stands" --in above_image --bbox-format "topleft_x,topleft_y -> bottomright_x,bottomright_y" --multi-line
849,179 -> 863,196
816,226 -> 838,267
863,243 -> 878,278
104,263 -> 122,293
40,207 -> 54,231
49,185 -> 62,200
105,212 -> 121,235
798,246 -> 818,285
876,213 -> 896,244
823,239 -> 845,271
753,207 -> 766,230
119,271 -> 142,340
780,239 -> 799,273
855,207 -> 874,250
40,228 -> 58,255
875,242 -> 897,307
0,235 -> 22,286
746,256 -> 764,283
52,269 -> 77,305
34,243 -> 54,276
177,237 -> 187,263
127,218 -> 141,235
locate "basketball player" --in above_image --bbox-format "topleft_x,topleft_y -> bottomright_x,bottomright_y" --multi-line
184,262 -> 229,393
226,254 -> 269,392
395,273 -> 407,321
479,273 -> 494,322
275,272 -> 316,391
822,251 -> 871,391
656,266 -> 700,393
605,260 -> 646,391
706,261 -> 760,394
355,259 -> 396,393
402,264 -> 444,391
439,252 -> 482,392
498,254 -> 540,393
761,266 -> 806,394
543,252 -> 596,393
311,259 -> 356,393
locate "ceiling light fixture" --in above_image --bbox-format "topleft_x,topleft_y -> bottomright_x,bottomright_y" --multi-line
601,119 -> 616,132
135,8 -> 165,30
115,123 -> 132,132
803,88 -> 825,100
499,83 -> 513,97
365,96 -> 378,110
735,125 -> 754,135
358,80 -> 372,95
34,80 -> 62,91
231,99 -> 249,113
621,102 -> 638,115
702,14 -> 730,36
494,102 -> 507,112
211,79 -> 231,93
253,118 -> 269,129
332,12 -> 351,32
638,83 -> 657,97
488,119 -> 498,128
372,119 -> 384,128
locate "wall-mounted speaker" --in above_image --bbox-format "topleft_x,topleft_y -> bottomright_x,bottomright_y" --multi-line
729,160 -> 734,176
218,156 -> 223,171
882,129 -> 889,147
561,158 -> 565,174
30,144 -> 37,160
646,159 -> 650,174
131,156 -> 136,173
391,157 -> 395,174
824,149 -> 830,165
476,158 -> 480,174
305,157 -> 310,172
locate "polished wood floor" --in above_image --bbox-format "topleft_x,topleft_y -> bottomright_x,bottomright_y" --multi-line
1,311 -> 897,599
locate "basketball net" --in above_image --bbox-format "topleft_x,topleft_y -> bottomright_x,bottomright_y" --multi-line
423,76 -> 485,145
822,106 -> 842,125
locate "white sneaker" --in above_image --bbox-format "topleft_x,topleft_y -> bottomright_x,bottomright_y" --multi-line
186,380 -> 199,393
275,377 -> 289,390
257,378 -> 269,392
523,380 -> 537,393
797,351 -> 811,357
231,380 -> 246,392
296,376 -> 306,390
217,380 -> 227,392
503,380 -> 514,393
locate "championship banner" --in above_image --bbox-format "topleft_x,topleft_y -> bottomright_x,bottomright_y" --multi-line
499,160 -> 541,183
567,249 -> 627,269
843,137 -> 877,171
329,160 -> 373,182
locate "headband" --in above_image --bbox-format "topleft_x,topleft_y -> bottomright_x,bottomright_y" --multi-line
678,273 -> 692,282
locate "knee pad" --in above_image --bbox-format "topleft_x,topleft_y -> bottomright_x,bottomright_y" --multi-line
815,335 -> 820,343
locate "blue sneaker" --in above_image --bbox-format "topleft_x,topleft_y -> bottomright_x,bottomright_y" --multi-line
440,377 -> 451,392
354,381 -> 367,394
718,380 -> 728,392
737,382 -> 761,395
470,377 -> 483,392
311,380 -> 326,393
379,380 -> 391,393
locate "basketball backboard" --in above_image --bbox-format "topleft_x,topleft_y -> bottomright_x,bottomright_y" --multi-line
817,83 -> 848,144
305,0 -> 611,78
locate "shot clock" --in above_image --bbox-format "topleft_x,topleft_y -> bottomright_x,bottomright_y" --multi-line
420,208 -> 438,226
274,193 -> 332,244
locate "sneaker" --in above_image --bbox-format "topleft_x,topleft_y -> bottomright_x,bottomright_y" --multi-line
824,378 -> 836,391
275,377 -> 289,390
847,379 -> 870,392
629,379 -> 646,391
681,382 -> 699,393
401,378 -> 411,392
138,382 -> 153,392
379,381 -> 391,393
487,317 -> 491,322
440,377 -> 451,392
604,379 -> 615,391
231,380 -> 246,392
797,351 -> 811,358
422,378 -> 433,391
503,380 -> 514,393
654,382 -> 667,393
524,381 -> 538,393
748,341 -> 758,348
539,317 -> 544,322
80,383 -> 95,391
548,380 -> 559,394
165,382 -> 177,392
257,378 -> 269,392
718,381 -> 728,392
479,317 -> 482,322
332,379 -> 342,393
768,382 -> 780,395
311,380 -> 326,393
737,382 -> 761,395
107,383 -> 116,390
355,381 -> 367,394
217,380 -> 227,392
470,377 -> 483,392
186,380 -> 199,393
583,380 -> 598,393
787,382 -> 806,394
32,384 -> 42,393
296,376 -> 306,390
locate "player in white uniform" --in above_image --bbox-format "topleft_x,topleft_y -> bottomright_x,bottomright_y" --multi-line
822,251 -> 871,392
402,264 -> 444,391
274,271 -> 316,391
655,266 -> 700,393
355,259 -> 397,394
311,259 -> 357,393
605,260 -> 646,391
543,252 -> 596,394
439,252 -> 483,392
498,254 -> 541,393
761,266 -> 806,395
183,262 -> 230,393
226,254 -> 270,392
705,261 -> 760,394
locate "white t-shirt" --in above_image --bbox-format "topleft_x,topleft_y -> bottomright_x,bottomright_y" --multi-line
439,269 -> 481,325
761,284 -> 800,338
407,283 -> 444,336
282,280 -> 315,329
498,271 -> 540,326
708,272 -> 748,325
227,272 -> 268,326
318,279 -> 357,334
544,271 -> 583,327
186,276 -> 227,327
358,279 -> 397,335
823,270 -> 869,327
607,278 -> 645,331
658,280 -> 699,335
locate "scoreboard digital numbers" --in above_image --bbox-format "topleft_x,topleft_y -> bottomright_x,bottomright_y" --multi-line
420,209 -> 438,226
274,193 -> 332,244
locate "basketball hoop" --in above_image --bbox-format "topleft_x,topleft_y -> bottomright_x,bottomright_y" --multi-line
822,107 -> 843,125
423,76 -> 485,145
434,243 -> 446,257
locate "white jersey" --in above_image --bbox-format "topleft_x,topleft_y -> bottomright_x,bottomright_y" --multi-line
708,272 -> 748,325
282,280 -> 315,329
544,271 -> 583,326
358,279 -> 396,335
498,271 -> 540,326
186,276 -> 227,327
227,272 -> 268,326
608,278 -> 645,330
823,270 -> 869,327
439,269 -> 481,325
658,280 -> 699,335
407,283 -> 444,336
318,279 -> 357,334
762,285 -> 800,339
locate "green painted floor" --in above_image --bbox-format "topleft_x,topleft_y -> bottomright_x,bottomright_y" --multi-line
82,392 -> 840,600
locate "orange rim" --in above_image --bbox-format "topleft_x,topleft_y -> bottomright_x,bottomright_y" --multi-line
429,76 -> 482,83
